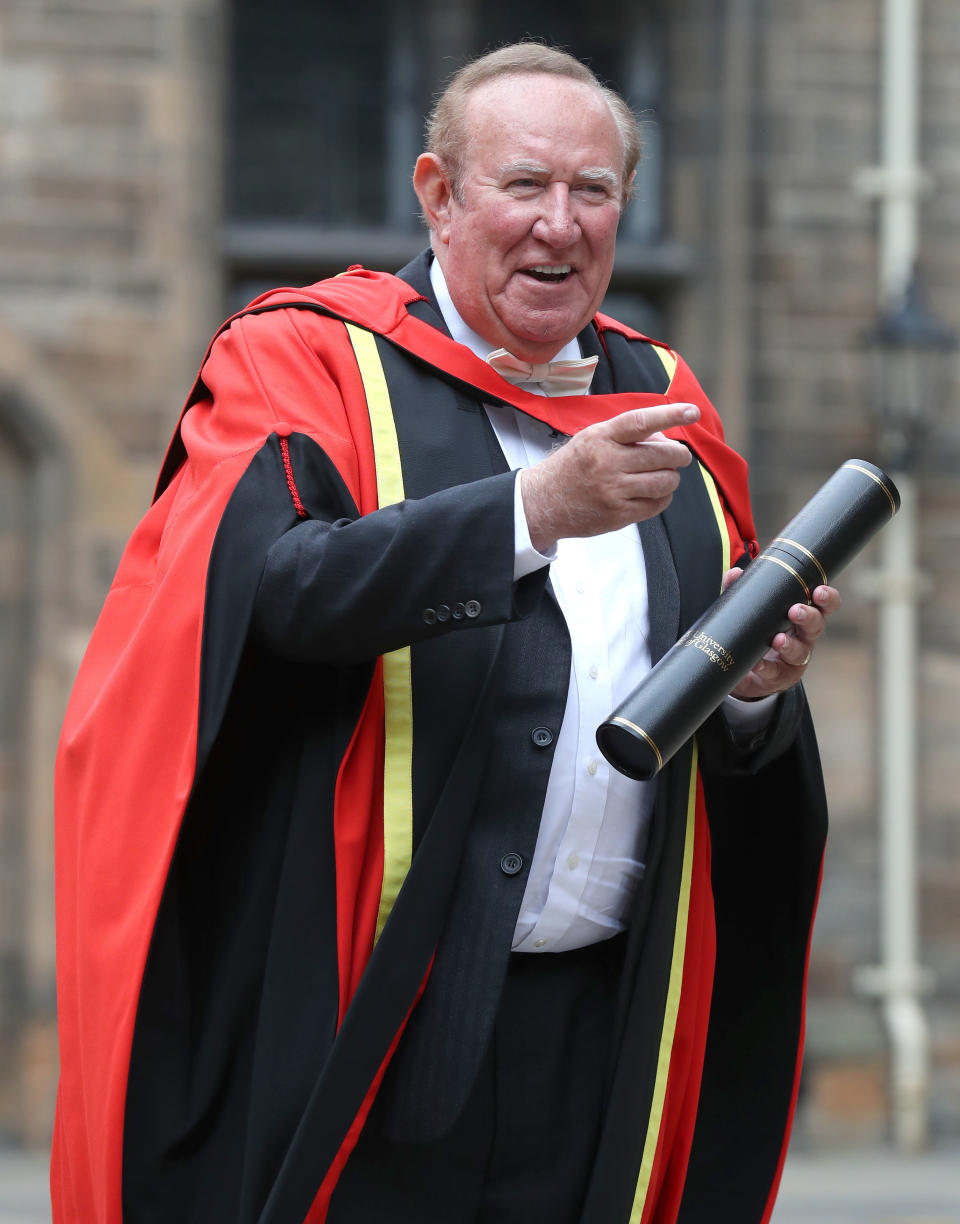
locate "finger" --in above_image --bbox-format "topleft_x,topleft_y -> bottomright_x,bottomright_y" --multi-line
721,566 -> 743,592
730,662 -> 784,700
785,601 -> 825,645
617,468 -> 684,510
770,626 -> 810,662
812,585 -> 842,614
605,403 -> 700,445
751,654 -> 800,688
768,636 -> 814,668
770,618 -> 821,668
617,436 -> 694,475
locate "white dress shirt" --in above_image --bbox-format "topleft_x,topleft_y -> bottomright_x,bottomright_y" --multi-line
429,259 -> 769,952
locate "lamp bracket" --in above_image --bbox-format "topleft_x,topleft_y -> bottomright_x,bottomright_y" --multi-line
852,164 -> 933,200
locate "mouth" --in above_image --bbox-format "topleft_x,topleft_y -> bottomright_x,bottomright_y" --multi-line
521,263 -> 574,284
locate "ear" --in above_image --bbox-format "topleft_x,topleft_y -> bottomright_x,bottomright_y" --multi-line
413,153 -> 454,246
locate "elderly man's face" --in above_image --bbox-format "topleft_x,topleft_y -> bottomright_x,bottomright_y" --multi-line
426,74 -> 628,363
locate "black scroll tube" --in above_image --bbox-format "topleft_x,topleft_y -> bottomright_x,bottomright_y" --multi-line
596,459 -> 901,781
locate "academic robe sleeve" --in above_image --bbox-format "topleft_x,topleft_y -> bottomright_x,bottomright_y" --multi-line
188,306 -> 543,663
253,474 -> 544,662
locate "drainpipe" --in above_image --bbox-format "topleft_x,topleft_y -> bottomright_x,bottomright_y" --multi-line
851,0 -> 931,1152
856,474 -> 932,1152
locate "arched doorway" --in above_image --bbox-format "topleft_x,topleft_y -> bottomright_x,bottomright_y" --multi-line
0,322 -> 139,1145
0,417 -> 32,1137
0,378 -> 71,1145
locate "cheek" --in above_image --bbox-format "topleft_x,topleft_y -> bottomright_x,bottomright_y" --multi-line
579,200 -> 620,237
478,202 -> 533,252
459,226 -> 520,290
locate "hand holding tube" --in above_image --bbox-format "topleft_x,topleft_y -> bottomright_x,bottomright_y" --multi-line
596,459 -> 900,780
726,574 -> 841,699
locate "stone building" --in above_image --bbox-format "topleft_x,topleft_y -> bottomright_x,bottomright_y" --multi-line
1,0 -> 957,1151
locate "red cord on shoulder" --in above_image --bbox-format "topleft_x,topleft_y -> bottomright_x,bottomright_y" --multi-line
279,436 -> 308,519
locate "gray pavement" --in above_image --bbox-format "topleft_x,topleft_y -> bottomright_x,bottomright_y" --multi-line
1,1144 -> 957,1222
770,1148 -> 959,1224
0,1150 -> 48,1224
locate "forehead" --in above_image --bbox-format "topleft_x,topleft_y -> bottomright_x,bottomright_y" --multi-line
461,73 -> 624,178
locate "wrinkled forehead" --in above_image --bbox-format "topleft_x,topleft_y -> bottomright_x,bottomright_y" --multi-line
461,73 -> 626,180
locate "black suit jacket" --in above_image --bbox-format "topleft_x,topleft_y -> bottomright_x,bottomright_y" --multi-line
372,251 -> 804,1140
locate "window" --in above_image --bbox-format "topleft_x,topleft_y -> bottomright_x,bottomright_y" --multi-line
226,0 -> 678,325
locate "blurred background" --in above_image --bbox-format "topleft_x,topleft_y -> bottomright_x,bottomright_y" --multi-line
0,0 -> 958,1213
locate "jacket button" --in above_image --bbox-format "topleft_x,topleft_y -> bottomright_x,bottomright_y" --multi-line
464,600 -> 481,618
452,601 -> 466,619
500,852 -> 523,876
422,607 -> 437,625
531,726 -> 554,748
436,604 -> 451,622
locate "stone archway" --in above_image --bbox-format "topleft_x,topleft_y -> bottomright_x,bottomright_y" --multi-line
0,323 -> 135,1145
0,413 -> 35,1138
0,376 -> 70,1146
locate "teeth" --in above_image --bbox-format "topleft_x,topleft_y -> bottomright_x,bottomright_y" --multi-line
528,264 -> 572,275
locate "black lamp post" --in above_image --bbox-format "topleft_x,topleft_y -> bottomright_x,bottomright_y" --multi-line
867,272 -> 957,471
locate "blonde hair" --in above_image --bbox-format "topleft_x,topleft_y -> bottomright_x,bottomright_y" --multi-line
425,42 -> 641,204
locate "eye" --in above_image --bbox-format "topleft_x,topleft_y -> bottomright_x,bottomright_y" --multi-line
577,182 -> 613,199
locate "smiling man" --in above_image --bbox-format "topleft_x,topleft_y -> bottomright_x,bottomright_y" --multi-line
53,42 -> 834,1224
415,72 -> 625,363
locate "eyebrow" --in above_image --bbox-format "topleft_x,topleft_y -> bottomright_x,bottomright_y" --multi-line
497,160 -> 620,189
578,167 -> 620,189
498,160 -> 550,178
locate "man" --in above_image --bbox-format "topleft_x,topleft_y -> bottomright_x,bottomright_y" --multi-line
52,43 -> 834,1224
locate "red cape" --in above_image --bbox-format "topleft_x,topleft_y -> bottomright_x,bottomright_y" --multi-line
53,268 -> 780,1223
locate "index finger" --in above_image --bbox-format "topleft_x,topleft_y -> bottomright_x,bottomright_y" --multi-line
606,403 -> 700,444
812,585 -> 842,614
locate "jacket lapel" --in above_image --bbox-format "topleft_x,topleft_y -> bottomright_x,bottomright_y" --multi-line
639,516 -> 680,665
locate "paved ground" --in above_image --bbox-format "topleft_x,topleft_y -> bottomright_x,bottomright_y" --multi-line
0,1150 -> 48,1224
771,1149 -> 960,1223
2,1144 -> 958,1222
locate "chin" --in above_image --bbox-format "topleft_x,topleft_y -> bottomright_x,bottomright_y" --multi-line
512,317 -> 589,351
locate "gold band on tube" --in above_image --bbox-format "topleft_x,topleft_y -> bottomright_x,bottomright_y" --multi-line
609,717 -> 663,773
755,554 -> 812,601
843,462 -> 898,514
772,537 -> 828,587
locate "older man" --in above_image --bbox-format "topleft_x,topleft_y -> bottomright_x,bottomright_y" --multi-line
53,43 -> 833,1224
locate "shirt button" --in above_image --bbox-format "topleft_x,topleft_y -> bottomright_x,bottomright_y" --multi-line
587,759 -> 599,776
567,852 -> 580,870
588,664 -> 599,680
534,938 -> 547,948
464,600 -> 481,618
422,607 -> 437,625
452,602 -> 466,619
531,726 -> 554,748
500,852 -> 523,876
436,604 -> 451,622
576,580 -> 586,594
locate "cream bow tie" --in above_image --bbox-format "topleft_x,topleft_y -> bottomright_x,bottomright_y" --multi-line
486,348 -> 599,396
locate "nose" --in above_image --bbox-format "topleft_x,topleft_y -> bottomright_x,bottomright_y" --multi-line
532,183 -> 580,247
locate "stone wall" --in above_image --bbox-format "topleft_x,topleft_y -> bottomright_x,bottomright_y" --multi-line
1,0 -> 958,1150
0,0 -> 225,1143
667,0 -> 960,1143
